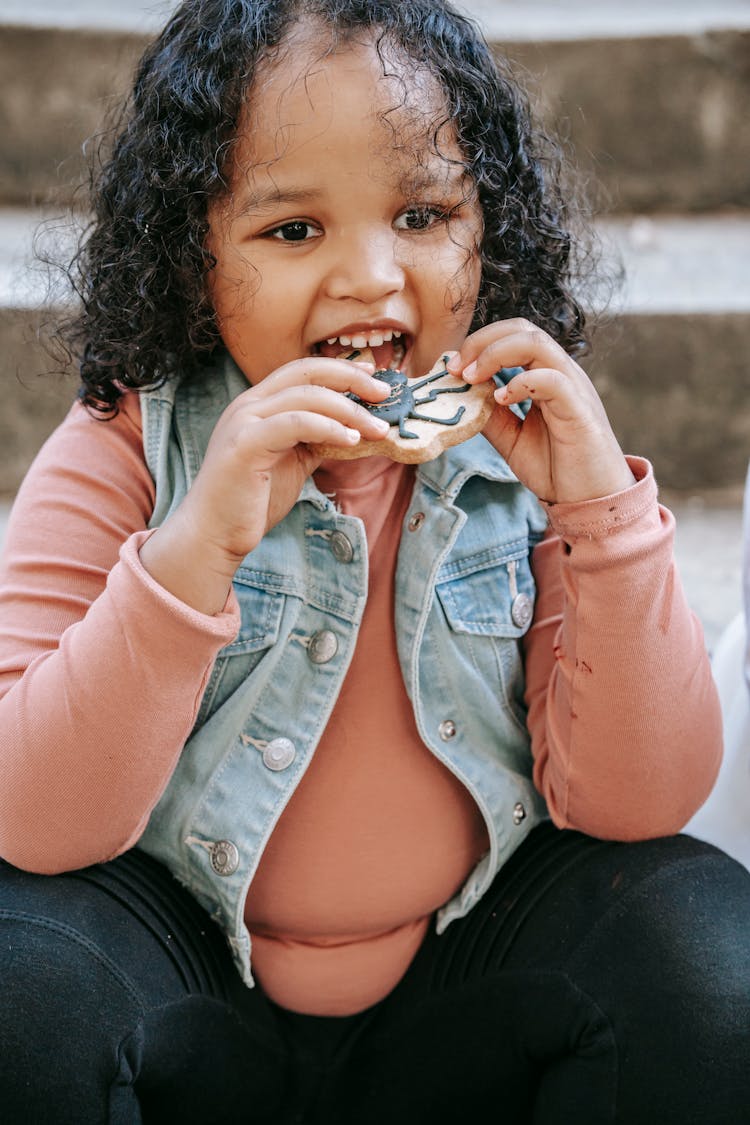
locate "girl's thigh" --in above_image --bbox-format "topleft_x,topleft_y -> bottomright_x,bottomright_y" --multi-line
0,850 -> 287,1125
329,824 -> 750,1125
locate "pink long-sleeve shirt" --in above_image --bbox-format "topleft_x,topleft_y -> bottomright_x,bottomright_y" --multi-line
0,396 -> 722,1013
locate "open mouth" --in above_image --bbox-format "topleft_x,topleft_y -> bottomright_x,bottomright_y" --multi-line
311,329 -> 410,371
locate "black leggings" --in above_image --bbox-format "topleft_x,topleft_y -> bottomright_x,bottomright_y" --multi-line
1,825 -> 749,1124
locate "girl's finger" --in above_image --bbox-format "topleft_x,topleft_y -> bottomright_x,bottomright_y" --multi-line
249,357 -> 388,402
448,318 -> 551,363
492,366 -> 605,427
245,411 -> 369,455
491,364 -> 619,466
493,366 -> 569,408
448,322 -> 572,382
446,318 -> 532,367
236,384 -> 391,441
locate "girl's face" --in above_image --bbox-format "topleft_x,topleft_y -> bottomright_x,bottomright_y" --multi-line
206,33 -> 483,384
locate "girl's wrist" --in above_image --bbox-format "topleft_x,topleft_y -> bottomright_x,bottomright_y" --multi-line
138,510 -> 240,616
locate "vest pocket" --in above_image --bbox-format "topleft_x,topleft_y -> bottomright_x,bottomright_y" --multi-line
434,548 -> 535,732
195,580 -> 286,726
223,576 -> 285,655
435,547 -> 535,638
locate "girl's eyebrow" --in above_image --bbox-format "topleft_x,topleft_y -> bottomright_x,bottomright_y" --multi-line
233,186 -> 324,215
231,165 -> 471,216
398,165 -> 471,198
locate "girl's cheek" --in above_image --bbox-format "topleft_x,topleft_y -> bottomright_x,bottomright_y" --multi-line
445,261 -> 481,328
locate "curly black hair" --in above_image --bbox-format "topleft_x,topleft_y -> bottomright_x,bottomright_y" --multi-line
61,0 -> 592,413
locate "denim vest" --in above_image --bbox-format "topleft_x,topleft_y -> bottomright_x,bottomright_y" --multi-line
138,354 -> 549,985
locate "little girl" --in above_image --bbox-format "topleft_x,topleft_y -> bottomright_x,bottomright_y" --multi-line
1,1 -> 748,1121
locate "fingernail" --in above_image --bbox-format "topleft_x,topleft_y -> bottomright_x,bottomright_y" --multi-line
446,354 -> 461,372
373,418 -> 390,433
355,361 -> 376,371
463,361 -> 477,381
345,428 -> 361,442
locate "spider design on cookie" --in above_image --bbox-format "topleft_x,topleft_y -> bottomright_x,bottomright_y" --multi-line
348,359 -> 469,439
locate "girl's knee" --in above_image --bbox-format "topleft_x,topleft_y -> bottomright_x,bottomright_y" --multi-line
571,835 -> 750,1007
0,911 -> 144,1036
613,835 -> 750,940
0,913 -> 145,1120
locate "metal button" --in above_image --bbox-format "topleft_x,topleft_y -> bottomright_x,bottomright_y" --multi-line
512,802 -> 526,826
262,737 -> 297,772
511,593 -> 534,629
308,630 -> 339,664
209,840 -> 240,876
438,719 -> 457,741
408,512 -> 425,532
330,531 -> 354,564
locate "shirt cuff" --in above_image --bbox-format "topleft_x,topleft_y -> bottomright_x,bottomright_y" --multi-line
117,529 -> 241,640
542,456 -> 658,544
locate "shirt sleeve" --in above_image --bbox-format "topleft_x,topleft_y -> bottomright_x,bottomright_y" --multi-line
522,456 -> 722,840
0,398 -> 239,873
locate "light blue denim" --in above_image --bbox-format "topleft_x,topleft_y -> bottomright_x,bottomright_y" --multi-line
138,353 -> 549,985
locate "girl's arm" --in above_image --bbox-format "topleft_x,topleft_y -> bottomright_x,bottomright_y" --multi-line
449,319 -> 721,837
523,458 -> 722,840
0,399 -> 239,873
0,359 -> 390,874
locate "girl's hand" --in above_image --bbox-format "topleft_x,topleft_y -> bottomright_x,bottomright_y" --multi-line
447,319 -> 635,504
139,358 -> 390,613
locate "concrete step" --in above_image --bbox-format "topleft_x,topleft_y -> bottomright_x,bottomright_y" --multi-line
5,0 -> 749,41
0,2 -> 748,211
0,0 -> 177,31
660,489 -> 745,653
585,214 -> 750,491
2,205 -> 748,494
0,489 -> 743,655
0,207 -> 81,495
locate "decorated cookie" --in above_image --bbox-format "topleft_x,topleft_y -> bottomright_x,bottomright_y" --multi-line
312,350 -> 498,463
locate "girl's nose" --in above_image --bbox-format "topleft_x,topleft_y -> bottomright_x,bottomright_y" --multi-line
322,229 -> 405,303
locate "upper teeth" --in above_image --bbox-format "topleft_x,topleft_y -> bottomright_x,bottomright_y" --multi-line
326,329 -> 401,348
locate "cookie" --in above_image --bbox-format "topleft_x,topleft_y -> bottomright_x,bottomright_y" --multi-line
311,350 -> 497,464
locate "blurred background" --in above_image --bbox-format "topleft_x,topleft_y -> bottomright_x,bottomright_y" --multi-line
0,0 -> 748,646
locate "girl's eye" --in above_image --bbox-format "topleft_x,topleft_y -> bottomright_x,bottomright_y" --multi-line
394,207 -> 449,232
268,221 -> 319,242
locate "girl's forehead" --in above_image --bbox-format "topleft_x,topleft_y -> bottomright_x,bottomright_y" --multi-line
239,33 -> 452,163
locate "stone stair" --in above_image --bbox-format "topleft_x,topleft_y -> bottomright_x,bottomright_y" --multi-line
0,0 -> 747,642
